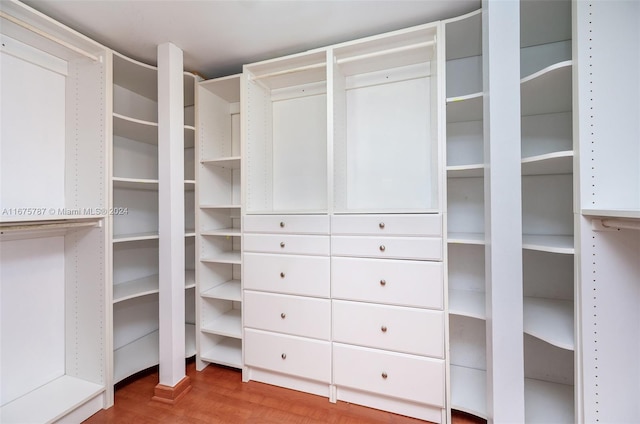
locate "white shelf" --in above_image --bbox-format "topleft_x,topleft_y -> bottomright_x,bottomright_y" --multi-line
114,330 -> 159,383
200,204 -> 241,210
113,177 -> 159,190
201,337 -> 243,369
449,289 -> 486,319
200,74 -> 241,103
185,270 -> 196,289
447,164 -> 484,178
201,157 -> 241,169
522,151 -> 573,176
185,230 -> 196,238
446,92 -> 483,123
201,228 -> 241,237
113,113 -> 158,144
0,375 -> 104,424
450,365 -> 488,419
113,232 -> 159,243
522,234 -> 574,254
582,209 -> 640,220
113,274 -> 159,303
521,61 -> 572,116
524,378 -> 574,423
201,308 -> 242,338
523,297 -> 574,351
184,126 -> 195,149
201,251 -> 241,265
448,232 -> 485,245
202,280 -> 242,302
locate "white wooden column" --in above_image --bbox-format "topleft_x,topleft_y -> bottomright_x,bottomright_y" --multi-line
482,1 -> 525,422
155,42 -> 190,402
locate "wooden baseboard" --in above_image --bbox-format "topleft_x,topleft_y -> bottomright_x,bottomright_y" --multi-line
152,376 -> 192,405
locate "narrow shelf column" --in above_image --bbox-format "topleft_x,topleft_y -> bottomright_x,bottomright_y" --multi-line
482,1 -> 525,421
155,42 -> 190,402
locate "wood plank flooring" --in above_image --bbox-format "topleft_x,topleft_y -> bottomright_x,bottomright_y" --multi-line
84,361 -> 485,424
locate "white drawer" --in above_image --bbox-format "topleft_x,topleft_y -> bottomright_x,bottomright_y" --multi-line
244,291 -> 331,340
244,234 -> 330,256
245,329 -> 331,383
333,343 -> 445,407
331,257 -> 443,309
244,215 -> 330,234
333,300 -> 444,358
331,236 -> 442,260
244,253 -> 329,297
331,214 -> 442,236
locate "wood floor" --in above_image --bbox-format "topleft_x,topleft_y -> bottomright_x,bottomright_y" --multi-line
85,361 -> 485,424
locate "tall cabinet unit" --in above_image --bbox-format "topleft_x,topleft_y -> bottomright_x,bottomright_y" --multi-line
443,10 -> 487,420
242,51 -> 332,396
111,52 -> 162,383
196,74 -> 244,370
0,1 -> 111,422
520,1 -> 575,421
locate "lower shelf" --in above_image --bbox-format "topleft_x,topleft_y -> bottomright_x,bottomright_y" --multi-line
201,337 -> 242,368
525,378 -> 574,423
0,375 -> 104,424
450,365 -> 487,419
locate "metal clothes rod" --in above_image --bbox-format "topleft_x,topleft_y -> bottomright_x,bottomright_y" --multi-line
0,219 -> 100,233
335,40 -> 436,66
0,11 -> 99,62
601,218 -> 640,231
251,62 -> 326,81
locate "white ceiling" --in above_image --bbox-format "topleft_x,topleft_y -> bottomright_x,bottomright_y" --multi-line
21,0 -> 480,79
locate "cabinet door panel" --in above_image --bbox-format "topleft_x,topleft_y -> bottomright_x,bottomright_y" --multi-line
333,343 -> 445,407
331,257 -> 443,309
244,253 -> 329,297
333,300 -> 444,357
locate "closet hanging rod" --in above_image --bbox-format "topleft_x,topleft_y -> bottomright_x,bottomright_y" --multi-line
600,218 -> 640,231
0,219 -> 101,233
335,40 -> 436,66
0,11 -> 100,62
250,62 -> 326,81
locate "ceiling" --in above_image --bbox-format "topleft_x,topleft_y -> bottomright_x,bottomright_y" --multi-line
21,0 -> 480,79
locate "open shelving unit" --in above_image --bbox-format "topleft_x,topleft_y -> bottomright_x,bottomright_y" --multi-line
0,1 -> 111,421
196,74 -> 244,370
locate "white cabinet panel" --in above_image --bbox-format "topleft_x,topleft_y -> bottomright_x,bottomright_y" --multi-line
244,214 -> 330,234
244,253 -> 329,297
333,343 -> 445,407
244,234 -> 330,256
244,291 -> 331,340
332,236 -> 442,260
331,214 -> 442,236
333,300 -> 444,358
332,257 -> 443,309
244,329 -> 331,383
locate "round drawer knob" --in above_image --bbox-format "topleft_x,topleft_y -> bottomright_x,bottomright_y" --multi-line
280,272 -> 285,278
280,222 -> 285,228
379,222 -> 385,229
379,279 -> 386,286
281,353 -> 287,360
379,245 -> 386,252
280,312 -> 286,319
381,372 -> 388,379
381,325 -> 388,333
280,242 -> 285,248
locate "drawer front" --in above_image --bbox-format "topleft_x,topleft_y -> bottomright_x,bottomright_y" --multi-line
333,300 -> 444,358
331,257 -> 443,309
244,234 -> 330,256
333,343 -> 445,407
244,215 -> 330,234
331,214 -> 442,236
244,253 -> 329,297
245,291 -> 331,340
331,236 -> 442,260
245,329 -> 331,383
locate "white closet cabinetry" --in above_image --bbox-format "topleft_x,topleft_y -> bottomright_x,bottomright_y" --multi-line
520,1 -> 575,421
0,1 -> 111,421
196,75 -> 243,369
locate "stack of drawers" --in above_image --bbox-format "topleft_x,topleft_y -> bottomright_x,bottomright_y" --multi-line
331,214 -> 445,421
243,215 -> 332,396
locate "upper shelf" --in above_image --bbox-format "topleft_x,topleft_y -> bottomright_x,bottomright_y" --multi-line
445,10 -> 482,61
113,113 -> 158,144
446,92 -> 483,123
522,151 -> 573,176
521,61 -> 572,117
523,296 -> 574,351
201,157 -> 241,169
200,74 -> 241,103
112,51 -> 157,101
